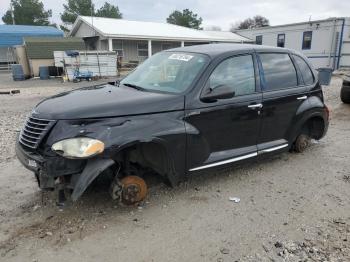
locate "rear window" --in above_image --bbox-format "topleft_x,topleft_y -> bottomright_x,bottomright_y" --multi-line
292,55 -> 314,85
259,53 -> 297,91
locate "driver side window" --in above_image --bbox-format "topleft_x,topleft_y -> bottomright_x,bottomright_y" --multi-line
208,55 -> 256,96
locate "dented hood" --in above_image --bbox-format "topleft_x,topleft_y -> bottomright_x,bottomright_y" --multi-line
34,84 -> 185,120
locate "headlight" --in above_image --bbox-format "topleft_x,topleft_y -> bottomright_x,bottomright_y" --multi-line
52,137 -> 104,158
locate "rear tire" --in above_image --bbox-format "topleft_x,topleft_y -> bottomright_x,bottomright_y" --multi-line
294,134 -> 310,153
340,86 -> 350,104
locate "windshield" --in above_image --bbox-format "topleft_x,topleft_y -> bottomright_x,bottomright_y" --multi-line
120,52 -> 209,93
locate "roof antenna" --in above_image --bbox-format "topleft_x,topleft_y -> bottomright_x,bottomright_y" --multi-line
10,2 -> 15,25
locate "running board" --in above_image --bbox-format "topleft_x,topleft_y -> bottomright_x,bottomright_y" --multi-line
189,152 -> 257,171
189,143 -> 288,172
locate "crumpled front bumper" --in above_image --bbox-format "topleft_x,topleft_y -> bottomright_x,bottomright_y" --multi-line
15,140 -> 44,173
15,140 -> 115,200
15,140 -> 85,189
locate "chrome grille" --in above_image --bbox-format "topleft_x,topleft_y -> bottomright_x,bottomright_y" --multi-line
19,116 -> 55,149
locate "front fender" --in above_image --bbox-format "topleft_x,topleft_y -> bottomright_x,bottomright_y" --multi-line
71,158 -> 115,201
46,111 -> 187,186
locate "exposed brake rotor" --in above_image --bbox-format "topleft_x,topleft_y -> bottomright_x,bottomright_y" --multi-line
120,176 -> 148,205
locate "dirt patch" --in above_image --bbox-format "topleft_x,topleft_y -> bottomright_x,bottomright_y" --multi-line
270,218 -> 350,261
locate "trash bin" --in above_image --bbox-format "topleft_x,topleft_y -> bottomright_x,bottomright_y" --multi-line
317,67 -> 333,85
11,64 -> 25,81
39,66 -> 49,80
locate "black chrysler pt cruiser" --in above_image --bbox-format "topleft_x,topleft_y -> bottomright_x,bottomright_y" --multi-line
16,44 -> 330,205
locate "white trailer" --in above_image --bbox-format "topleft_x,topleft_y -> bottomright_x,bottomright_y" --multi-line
235,17 -> 350,70
54,50 -> 117,81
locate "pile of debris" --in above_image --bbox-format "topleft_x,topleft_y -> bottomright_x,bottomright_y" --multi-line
0,90 -> 20,95
273,218 -> 350,261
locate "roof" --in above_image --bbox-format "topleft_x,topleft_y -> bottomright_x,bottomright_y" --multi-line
235,17 -> 349,32
24,37 -> 85,59
70,16 -> 251,43
0,25 -> 63,47
167,43 -> 295,57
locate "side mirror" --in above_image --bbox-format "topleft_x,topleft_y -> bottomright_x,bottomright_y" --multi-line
201,85 -> 235,102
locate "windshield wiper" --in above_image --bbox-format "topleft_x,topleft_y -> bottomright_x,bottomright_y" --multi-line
122,83 -> 145,91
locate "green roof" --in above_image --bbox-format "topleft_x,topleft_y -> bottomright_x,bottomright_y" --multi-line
24,37 -> 85,59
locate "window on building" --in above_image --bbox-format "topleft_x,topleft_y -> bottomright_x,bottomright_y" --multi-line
256,35 -> 263,45
259,53 -> 297,90
161,43 -> 173,51
292,55 -> 314,85
277,34 -> 285,48
208,55 -> 256,96
302,31 -> 312,50
112,40 -> 123,57
137,42 -> 148,57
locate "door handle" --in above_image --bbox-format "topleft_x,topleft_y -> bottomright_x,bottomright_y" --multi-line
297,95 -> 308,100
248,103 -> 263,109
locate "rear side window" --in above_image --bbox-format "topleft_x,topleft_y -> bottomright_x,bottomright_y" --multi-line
259,53 -> 297,90
292,55 -> 314,85
208,55 -> 255,96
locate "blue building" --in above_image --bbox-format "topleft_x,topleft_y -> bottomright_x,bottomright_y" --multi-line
0,24 -> 63,70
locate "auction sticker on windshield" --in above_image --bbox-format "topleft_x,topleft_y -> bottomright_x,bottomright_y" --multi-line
168,54 -> 193,62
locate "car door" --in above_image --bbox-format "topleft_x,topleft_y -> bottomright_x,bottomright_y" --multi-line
257,52 -> 309,151
185,53 -> 263,171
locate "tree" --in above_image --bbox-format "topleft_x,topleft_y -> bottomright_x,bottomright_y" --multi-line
95,2 -> 122,19
166,9 -> 202,29
231,15 -> 269,31
253,15 -> 269,28
60,0 -> 94,31
2,0 -> 52,26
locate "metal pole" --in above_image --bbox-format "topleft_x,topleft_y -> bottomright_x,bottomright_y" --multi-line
148,40 -> 152,58
328,19 -> 337,67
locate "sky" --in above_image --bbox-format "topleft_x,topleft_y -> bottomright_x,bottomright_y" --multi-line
0,0 -> 348,30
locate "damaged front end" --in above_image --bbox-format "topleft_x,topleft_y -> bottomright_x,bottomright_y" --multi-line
15,114 -> 138,204
15,111 -> 186,205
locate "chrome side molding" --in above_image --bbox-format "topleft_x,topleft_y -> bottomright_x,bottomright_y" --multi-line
189,143 -> 289,172
189,152 -> 257,171
259,143 -> 288,153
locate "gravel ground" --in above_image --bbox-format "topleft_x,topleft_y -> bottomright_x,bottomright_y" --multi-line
0,72 -> 349,261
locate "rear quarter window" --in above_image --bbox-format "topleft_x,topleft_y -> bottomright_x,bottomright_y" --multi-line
292,55 -> 314,85
259,53 -> 298,91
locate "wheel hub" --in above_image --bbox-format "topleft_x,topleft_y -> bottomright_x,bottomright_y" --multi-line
120,176 -> 147,205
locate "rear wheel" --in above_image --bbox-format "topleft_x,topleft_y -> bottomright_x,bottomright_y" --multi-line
340,85 -> 350,104
294,134 -> 310,153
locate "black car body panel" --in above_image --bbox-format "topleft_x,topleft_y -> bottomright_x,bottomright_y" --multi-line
34,84 -> 185,119
16,44 -> 329,201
